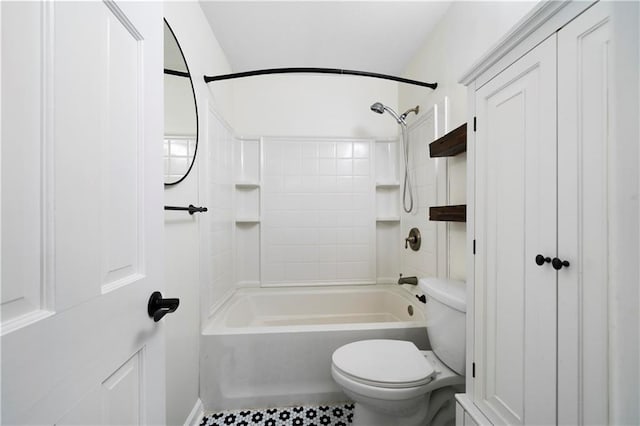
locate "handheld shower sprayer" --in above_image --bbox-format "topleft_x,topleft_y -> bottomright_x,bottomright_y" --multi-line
370,102 -> 419,213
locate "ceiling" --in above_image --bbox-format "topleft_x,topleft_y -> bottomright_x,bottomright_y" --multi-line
199,1 -> 452,77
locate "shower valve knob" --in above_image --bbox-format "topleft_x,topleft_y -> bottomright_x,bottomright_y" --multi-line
405,228 -> 421,251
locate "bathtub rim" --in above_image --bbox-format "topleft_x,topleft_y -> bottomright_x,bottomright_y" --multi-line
202,283 -> 426,336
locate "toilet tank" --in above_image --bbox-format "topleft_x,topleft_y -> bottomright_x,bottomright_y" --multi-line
418,278 -> 466,375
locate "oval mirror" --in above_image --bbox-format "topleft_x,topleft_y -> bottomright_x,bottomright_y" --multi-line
164,19 -> 198,186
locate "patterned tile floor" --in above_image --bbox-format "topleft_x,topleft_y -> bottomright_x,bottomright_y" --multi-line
201,402 -> 354,426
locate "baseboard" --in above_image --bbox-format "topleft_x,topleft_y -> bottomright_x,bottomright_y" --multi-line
184,398 -> 204,426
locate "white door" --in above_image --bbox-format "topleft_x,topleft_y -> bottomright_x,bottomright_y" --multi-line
473,35 -> 557,425
1,1 -> 165,424
557,2 -> 639,424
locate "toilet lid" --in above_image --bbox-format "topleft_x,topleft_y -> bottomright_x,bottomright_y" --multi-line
332,340 -> 435,388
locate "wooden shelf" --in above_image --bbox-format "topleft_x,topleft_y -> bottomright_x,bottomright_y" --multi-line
429,123 -> 467,157
429,205 -> 466,222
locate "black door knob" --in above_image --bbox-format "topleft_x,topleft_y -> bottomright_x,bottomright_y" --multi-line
552,257 -> 570,270
148,291 -> 180,322
535,254 -> 551,266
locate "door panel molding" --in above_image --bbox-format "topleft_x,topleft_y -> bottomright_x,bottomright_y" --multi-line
1,1 -> 56,335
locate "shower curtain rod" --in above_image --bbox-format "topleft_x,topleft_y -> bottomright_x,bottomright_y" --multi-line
204,67 -> 437,89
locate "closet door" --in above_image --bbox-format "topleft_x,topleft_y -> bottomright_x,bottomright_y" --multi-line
558,2 -> 639,424
473,35 -> 557,425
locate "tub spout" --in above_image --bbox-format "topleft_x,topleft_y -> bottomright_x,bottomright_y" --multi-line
398,275 -> 418,285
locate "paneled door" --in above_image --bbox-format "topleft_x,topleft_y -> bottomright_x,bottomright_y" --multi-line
473,34 -> 557,425
557,2 -> 639,424
1,1 -> 165,424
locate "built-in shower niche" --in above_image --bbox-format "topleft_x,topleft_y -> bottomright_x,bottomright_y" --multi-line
375,140 -> 400,283
235,183 -> 260,222
234,138 -> 261,286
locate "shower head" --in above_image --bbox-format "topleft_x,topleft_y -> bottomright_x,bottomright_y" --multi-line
370,102 -> 385,114
370,102 -> 403,124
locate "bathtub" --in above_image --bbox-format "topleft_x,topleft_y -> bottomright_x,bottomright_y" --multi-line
200,284 -> 429,411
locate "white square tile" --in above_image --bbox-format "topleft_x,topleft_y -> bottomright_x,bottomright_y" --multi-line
353,159 -> 369,176
301,175 -> 319,190
318,141 -> 336,158
336,159 -> 353,175
352,228 -> 370,244
317,246 -> 337,262
353,141 -> 370,158
336,176 -> 352,192
263,175 -> 284,192
170,157 -> 189,175
301,143 -> 318,158
317,176 -> 336,192
317,263 -> 337,280
283,176 -> 303,192
353,176 -> 370,191
317,229 -> 338,244
170,139 -> 189,156
301,158 -> 319,175
318,159 -> 337,175
336,142 -> 353,158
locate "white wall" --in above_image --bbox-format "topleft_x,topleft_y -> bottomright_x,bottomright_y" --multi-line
399,1 -> 536,280
232,74 -> 399,139
163,2 -> 234,425
400,106 -> 441,282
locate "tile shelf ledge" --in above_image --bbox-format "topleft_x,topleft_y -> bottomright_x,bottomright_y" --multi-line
375,182 -> 400,188
235,182 -> 260,189
235,218 -> 261,223
376,217 -> 400,222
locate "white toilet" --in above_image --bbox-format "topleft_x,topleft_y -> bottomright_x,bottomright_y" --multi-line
331,278 -> 466,426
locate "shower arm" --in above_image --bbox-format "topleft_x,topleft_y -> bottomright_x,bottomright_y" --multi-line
204,67 -> 437,90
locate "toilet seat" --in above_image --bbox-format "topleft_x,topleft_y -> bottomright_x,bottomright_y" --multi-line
332,340 -> 435,389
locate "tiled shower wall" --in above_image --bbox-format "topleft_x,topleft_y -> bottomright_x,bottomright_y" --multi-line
261,138 -> 376,285
203,104 -> 235,314
232,136 -> 401,287
208,107 -> 443,302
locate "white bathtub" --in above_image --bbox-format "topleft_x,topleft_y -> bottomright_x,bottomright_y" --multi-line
200,285 -> 430,411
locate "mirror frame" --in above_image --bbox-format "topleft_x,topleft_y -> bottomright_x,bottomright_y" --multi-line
164,18 -> 199,186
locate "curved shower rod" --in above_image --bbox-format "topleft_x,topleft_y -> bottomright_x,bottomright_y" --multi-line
203,67 -> 437,90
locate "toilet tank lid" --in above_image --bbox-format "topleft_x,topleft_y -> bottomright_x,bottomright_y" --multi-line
418,278 -> 466,312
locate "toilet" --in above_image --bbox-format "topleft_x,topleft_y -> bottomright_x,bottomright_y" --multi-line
331,278 -> 466,426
